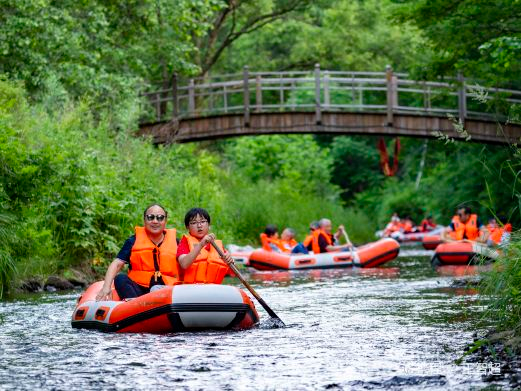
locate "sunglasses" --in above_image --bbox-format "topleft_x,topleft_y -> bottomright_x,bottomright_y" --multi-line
145,214 -> 166,222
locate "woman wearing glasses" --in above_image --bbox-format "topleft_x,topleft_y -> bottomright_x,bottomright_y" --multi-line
177,207 -> 233,284
96,204 -> 180,300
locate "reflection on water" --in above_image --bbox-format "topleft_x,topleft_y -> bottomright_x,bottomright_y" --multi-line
248,267 -> 401,285
0,255 -> 502,390
435,264 -> 493,277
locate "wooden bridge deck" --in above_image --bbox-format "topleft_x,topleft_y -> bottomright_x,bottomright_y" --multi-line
138,66 -> 521,144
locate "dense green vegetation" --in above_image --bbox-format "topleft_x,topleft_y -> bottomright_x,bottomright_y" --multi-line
0,0 -> 520,329
0,78 -> 372,294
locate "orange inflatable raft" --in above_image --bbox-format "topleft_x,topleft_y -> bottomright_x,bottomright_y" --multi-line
248,238 -> 400,270
431,241 -> 500,267
71,281 -> 259,333
422,234 -> 443,250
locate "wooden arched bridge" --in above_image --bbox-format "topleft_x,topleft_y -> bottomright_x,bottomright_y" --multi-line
138,65 -> 521,144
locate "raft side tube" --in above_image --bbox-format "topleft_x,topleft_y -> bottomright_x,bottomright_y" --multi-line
432,241 -> 499,266
71,283 -> 259,333
248,238 -> 400,270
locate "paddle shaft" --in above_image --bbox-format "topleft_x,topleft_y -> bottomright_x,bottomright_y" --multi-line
342,231 -> 352,246
210,241 -> 285,324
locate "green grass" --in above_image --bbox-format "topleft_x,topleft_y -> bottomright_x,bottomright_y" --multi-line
479,232 -> 521,335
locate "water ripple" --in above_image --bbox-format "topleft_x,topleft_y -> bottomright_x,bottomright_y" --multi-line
0,257 -> 497,390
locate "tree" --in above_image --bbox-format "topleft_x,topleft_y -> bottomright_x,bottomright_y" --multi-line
393,0 -> 521,84
0,0 -> 219,102
212,0 -> 430,73
194,0 -> 312,76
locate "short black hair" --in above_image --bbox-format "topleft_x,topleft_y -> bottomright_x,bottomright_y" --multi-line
143,204 -> 168,219
459,206 -> 472,215
184,207 -> 211,227
264,224 -> 278,237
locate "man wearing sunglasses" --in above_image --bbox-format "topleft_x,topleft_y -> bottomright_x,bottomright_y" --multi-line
441,206 -> 489,243
96,204 -> 180,301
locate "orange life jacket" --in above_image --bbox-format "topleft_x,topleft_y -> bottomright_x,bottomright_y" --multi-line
448,215 -> 460,240
311,229 -> 333,254
260,233 -> 286,252
490,223 -> 512,244
489,228 -> 503,244
452,214 -> 480,241
402,221 -> 413,233
303,234 -> 313,248
384,221 -> 402,236
281,238 -> 298,251
128,227 -> 180,288
420,219 -> 436,232
182,235 -> 229,284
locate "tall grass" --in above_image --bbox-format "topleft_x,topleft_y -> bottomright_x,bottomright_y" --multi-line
480,232 -> 521,335
0,211 -> 16,298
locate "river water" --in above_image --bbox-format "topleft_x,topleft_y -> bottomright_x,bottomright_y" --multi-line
0,250 -> 501,390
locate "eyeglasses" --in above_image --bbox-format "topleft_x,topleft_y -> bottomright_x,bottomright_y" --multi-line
189,219 -> 208,226
145,214 -> 166,222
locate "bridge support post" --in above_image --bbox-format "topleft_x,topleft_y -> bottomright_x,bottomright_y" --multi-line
458,72 -> 466,126
324,71 -> 330,109
243,66 -> 250,127
315,64 -> 322,125
386,65 -> 396,127
155,93 -> 161,122
255,74 -> 262,112
188,79 -> 195,115
172,73 -> 178,120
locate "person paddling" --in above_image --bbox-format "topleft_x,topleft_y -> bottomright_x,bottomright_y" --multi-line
177,207 -> 234,284
311,218 -> 353,253
96,204 -> 180,301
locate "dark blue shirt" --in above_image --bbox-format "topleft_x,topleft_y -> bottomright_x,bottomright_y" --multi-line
116,235 -> 136,264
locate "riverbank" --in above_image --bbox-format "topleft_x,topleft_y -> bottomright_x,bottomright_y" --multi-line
462,329 -> 521,388
15,260 -> 99,294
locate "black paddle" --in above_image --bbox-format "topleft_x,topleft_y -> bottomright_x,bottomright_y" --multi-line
210,240 -> 285,327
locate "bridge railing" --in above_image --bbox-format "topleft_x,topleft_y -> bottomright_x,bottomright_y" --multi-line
139,65 -> 521,125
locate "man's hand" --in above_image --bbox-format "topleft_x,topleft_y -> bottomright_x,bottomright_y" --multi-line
95,286 -> 112,301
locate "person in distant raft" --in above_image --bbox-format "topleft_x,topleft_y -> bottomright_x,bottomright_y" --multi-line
177,208 -> 234,284
303,221 -> 320,250
441,206 -> 489,243
280,227 -> 309,254
260,224 -> 285,252
96,204 -> 180,301
311,218 -> 353,253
